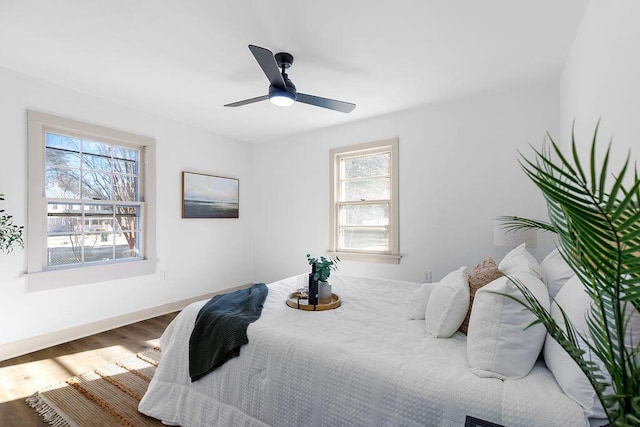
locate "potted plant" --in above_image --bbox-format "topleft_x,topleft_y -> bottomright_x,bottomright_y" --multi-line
500,124 -> 640,426
0,193 -> 24,254
306,254 -> 340,304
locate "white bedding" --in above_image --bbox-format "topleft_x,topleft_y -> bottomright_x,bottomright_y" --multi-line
139,275 -> 588,427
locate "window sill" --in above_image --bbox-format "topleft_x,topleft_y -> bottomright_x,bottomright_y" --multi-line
25,259 -> 158,292
326,251 -> 401,264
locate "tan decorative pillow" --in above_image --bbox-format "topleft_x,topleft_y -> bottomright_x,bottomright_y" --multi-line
458,257 -> 503,334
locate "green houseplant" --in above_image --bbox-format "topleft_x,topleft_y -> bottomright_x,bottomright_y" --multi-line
306,253 -> 340,282
499,124 -> 640,426
306,254 -> 340,304
0,193 -> 24,254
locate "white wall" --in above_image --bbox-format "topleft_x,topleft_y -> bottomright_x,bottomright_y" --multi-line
250,81 -> 559,284
0,63 -> 567,356
561,0 -> 640,165
0,67 -> 253,350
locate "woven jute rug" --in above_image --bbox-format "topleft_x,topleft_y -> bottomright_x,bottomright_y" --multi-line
26,348 -> 164,427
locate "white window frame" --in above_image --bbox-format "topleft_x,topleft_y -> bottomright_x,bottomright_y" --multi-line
26,111 -> 157,291
328,138 -> 400,264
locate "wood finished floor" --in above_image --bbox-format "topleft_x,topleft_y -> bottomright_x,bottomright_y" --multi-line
0,312 -> 177,427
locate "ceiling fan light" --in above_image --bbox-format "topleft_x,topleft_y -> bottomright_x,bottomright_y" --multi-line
269,90 -> 295,107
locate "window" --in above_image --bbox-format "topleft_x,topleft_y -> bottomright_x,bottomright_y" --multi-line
329,138 -> 399,263
27,111 -> 157,291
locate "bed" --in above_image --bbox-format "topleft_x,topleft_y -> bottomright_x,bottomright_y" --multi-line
139,271 -> 589,427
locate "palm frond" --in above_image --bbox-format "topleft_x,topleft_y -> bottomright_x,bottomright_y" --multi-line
506,124 -> 640,424
502,276 -> 609,402
495,215 -> 555,234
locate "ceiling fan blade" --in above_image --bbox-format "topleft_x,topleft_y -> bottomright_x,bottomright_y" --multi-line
224,95 -> 269,107
296,93 -> 356,113
248,45 -> 286,89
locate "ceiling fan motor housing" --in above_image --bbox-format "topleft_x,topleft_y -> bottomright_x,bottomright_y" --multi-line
274,52 -> 294,69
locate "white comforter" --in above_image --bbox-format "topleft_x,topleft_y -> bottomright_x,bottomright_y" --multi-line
139,275 -> 587,427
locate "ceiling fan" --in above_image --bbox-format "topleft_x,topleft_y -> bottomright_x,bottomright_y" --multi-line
224,45 -> 356,113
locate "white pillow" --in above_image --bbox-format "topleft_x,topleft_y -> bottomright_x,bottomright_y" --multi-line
407,282 -> 437,320
544,275 -> 607,419
543,275 -> 640,420
498,243 -> 544,282
540,248 -> 574,298
425,267 -> 469,338
467,271 -> 549,379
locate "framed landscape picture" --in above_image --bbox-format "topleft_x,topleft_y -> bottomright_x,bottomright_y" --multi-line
182,172 -> 239,219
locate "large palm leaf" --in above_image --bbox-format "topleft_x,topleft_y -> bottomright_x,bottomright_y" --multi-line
501,124 -> 640,425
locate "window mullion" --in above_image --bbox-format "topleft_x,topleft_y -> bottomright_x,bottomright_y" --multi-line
340,174 -> 390,182
339,225 -> 391,230
337,199 -> 390,206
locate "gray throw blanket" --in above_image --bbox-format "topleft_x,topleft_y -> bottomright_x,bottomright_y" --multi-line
189,283 -> 268,382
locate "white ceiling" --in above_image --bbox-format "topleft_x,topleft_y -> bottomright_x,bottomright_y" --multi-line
0,1 -> 590,144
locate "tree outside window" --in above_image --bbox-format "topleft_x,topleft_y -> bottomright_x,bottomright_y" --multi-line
45,133 -> 142,266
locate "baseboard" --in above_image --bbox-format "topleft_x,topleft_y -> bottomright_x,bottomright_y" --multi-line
0,283 -> 252,362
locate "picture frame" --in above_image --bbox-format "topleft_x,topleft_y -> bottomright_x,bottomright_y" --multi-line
182,172 -> 239,219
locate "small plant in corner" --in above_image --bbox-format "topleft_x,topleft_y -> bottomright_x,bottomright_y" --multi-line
306,253 -> 340,282
0,193 -> 24,254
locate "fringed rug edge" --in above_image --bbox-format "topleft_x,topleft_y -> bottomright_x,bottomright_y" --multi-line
24,348 -> 162,427
26,392 -> 74,427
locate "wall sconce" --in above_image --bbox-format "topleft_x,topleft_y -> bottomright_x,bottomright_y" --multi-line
493,219 -> 538,248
